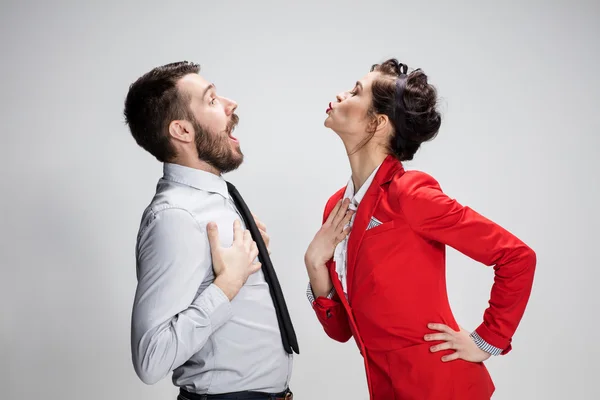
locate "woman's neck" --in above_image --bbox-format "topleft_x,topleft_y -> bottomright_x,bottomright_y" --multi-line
347,146 -> 388,193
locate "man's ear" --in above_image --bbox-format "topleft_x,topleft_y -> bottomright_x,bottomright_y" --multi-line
168,119 -> 194,143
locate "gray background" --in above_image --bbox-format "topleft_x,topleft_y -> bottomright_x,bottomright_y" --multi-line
1,0 -> 598,399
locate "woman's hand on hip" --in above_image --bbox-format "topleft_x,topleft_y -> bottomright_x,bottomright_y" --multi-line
304,198 -> 354,270
425,323 -> 492,363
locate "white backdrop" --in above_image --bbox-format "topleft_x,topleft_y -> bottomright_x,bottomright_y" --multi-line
1,1 -> 599,399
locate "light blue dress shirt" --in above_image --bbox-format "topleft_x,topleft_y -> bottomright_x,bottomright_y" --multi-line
131,163 -> 293,394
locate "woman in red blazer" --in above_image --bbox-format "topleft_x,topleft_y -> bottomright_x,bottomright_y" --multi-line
304,59 -> 536,399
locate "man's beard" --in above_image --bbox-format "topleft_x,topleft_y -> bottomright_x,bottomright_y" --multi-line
193,113 -> 243,173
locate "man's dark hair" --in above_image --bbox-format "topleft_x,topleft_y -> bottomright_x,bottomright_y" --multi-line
124,61 -> 200,162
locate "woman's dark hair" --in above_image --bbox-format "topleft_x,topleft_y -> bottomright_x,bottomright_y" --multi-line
367,58 -> 441,161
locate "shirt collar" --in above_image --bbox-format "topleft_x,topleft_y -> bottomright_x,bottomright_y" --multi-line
162,163 -> 229,198
343,163 -> 383,207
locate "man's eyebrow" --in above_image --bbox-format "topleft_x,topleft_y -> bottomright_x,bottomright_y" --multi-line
202,83 -> 216,98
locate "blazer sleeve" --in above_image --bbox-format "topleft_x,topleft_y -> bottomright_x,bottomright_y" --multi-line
394,171 -> 536,354
310,196 -> 353,343
312,290 -> 353,343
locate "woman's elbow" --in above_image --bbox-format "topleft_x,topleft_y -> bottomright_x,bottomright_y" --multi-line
524,246 -> 537,274
515,245 -> 537,285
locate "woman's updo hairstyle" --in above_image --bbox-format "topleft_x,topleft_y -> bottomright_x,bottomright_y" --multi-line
368,59 -> 441,161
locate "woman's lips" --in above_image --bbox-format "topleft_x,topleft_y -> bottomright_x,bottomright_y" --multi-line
326,101 -> 332,113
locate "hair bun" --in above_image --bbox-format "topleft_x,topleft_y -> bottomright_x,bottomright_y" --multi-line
368,58 -> 441,161
393,69 -> 441,160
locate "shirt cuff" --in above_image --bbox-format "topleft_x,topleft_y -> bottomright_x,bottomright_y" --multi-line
306,282 -> 335,304
470,331 -> 503,356
191,283 -> 233,332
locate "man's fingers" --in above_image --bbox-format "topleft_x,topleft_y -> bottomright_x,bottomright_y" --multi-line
255,219 -> 267,232
250,241 -> 259,260
232,219 -> 243,243
250,261 -> 262,274
251,211 -> 264,228
243,229 -> 252,249
206,222 -> 220,254
251,211 -> 266,231
259,229 -> 270,244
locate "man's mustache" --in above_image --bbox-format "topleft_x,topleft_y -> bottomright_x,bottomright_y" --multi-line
226,113 -> 239,134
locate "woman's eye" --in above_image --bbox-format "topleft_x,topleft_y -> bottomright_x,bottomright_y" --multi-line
210,98 -> 217,105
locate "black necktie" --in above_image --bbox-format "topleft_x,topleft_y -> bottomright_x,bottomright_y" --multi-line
226,182 -> 300,355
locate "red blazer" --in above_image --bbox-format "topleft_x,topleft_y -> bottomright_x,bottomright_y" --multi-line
311,155 -> 536,399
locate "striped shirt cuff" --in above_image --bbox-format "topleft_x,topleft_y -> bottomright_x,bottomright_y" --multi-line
306,282 -> 335,304
470,331 -> 503,356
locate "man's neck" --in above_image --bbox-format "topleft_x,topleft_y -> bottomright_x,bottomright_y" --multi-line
170,156 -> 221,176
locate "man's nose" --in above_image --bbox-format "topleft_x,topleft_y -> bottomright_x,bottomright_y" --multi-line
223,97 -> 238,115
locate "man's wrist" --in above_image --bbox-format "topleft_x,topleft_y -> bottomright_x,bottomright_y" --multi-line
213,275 -> 242,301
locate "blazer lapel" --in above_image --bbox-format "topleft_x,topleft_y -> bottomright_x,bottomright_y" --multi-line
346,185 -> 382,300
346,155 -> 404,300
